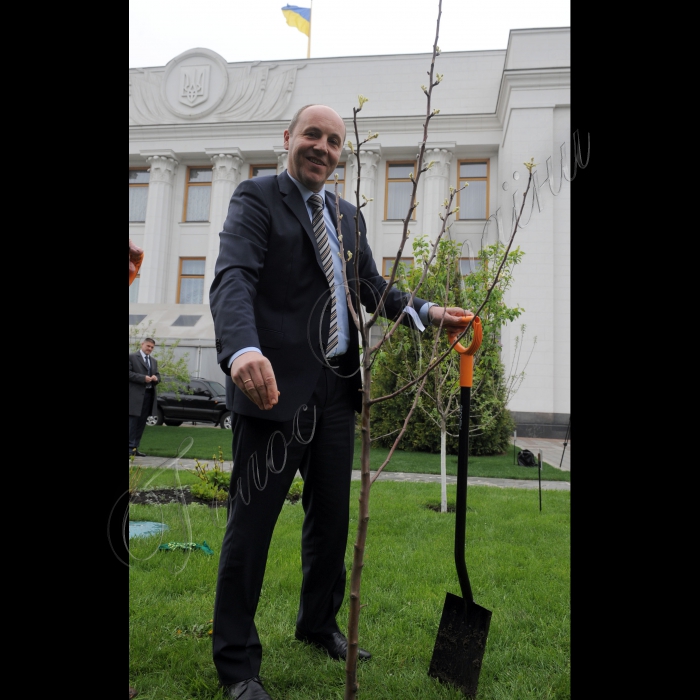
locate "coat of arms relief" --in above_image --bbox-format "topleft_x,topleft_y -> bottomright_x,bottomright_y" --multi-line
129,48 -> 301,124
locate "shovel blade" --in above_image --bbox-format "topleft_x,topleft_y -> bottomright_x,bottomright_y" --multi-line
428,592 -> 492,698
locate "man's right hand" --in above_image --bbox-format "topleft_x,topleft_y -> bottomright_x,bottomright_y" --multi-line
231,352 -> 280,411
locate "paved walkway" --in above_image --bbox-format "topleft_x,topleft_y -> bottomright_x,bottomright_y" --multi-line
165,425 -> 571,469
133,436 -> 570,492
511,436 -> 570,472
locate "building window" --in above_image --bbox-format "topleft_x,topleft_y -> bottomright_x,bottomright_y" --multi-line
324,164 -> 345,198
459,258 -> 482,277
457,160 -> 489,220
382,257 -> 413,280
385,162 -> 416,220
250,165 -> 278,178
172,315 -> 202,327
183,167 -> 212,222
178,258 -> 206,304
129,275 -> 140,303
129,168 -> 149,222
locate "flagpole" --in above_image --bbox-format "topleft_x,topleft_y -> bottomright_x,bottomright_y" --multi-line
307,0 -> 312,58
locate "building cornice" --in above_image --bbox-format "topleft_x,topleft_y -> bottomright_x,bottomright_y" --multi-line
495,68 -> 571,139
129,112 -> 503,146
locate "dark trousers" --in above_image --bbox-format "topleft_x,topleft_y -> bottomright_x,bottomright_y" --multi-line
212,366 -> 356,686
129,389 -> 153,451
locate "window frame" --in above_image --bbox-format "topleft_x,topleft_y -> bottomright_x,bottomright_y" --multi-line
182,166 -> 213,223
129,167 -> 149,222
324,163 -> 346,199
382,257 -> 414,280
384,161 -> 417,221
177,257 -> 206,304
457,159 -> 490,221
249,164 -> 278,179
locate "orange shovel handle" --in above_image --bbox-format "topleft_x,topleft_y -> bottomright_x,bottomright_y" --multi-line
447,315 -> 483,388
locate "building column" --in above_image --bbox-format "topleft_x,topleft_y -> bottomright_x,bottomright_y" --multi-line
421,147 -> 453,236
204,150 -> 244,295
139,151 -> 178,303
350,148 -> 381,253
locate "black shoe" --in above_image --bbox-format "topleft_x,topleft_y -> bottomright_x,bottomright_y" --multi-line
225,676 -> 272,699
295,629 -> 371,661
131,450 -> 146,457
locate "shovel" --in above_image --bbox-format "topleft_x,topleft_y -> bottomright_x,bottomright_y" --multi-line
428,314 -> 492,698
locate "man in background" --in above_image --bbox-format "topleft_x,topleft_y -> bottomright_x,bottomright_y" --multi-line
129,337 -> 160,457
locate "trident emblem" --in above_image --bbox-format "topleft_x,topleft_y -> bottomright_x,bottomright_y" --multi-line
179,65 -> 209,107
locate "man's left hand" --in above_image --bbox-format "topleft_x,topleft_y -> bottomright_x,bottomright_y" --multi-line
427,306 -> 474,332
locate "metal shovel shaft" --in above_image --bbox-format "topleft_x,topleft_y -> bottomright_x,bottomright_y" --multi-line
455,385 -> 473,604
428,316 -> 491,698
449,315 -> 482,607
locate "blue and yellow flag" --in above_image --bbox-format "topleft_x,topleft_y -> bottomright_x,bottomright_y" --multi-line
281,5 -> 311,38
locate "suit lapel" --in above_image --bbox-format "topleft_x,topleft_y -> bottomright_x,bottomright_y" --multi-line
278,172 -> 360,293
278,171 -> 324,270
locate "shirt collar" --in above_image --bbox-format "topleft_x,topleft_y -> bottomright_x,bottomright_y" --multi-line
288,172 -> 324,207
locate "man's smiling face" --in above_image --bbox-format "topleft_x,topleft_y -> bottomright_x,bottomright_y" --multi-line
284,105 -> 345,192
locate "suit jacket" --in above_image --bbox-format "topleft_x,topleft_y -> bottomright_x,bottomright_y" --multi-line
210,171 -> 431,421
129,352 -> 160,416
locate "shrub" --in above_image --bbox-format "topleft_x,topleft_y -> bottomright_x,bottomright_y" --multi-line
190,447 -> 229,502
286,478 -> 304,504
190,451 -> 305,504
370,237 -> 525,456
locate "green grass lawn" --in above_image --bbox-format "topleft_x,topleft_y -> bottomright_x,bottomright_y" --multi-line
129,480 -> 570,699
138,426 -> 570,482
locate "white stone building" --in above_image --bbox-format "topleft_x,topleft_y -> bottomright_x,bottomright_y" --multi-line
129,27 -> 572,438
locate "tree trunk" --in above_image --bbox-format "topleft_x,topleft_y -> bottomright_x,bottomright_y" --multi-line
440,423 -> 447,513
344,364 -> 372,699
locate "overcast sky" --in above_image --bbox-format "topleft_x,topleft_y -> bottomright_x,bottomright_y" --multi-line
129,0 -> 570,68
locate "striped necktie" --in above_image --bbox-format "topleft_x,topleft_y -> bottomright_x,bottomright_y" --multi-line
309,193 -> 339,357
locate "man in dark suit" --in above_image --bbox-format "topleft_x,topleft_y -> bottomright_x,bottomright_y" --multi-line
128,337 -> 160,457
209,104 -> 469,700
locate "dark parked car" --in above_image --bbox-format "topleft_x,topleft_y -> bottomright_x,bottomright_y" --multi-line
147,377 -> 231,429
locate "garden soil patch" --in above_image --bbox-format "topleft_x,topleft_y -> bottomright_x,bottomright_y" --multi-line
129,488 -> 302,508
426,504 -> 456,513
129,487 -> 226,508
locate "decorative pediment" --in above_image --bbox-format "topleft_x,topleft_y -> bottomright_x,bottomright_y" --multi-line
129,48 -> 302,125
